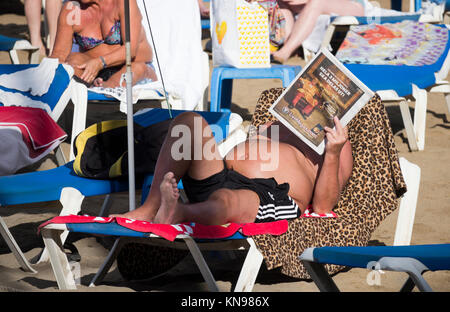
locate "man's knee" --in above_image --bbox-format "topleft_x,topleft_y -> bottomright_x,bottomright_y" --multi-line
209,189 -> 259,223
173,112 -> 205,127
208,189 -> 238,220
209,188 -> 234,205
170,112 -> 212,138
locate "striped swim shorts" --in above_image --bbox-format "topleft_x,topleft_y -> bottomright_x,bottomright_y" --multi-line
182,164 -> 301,223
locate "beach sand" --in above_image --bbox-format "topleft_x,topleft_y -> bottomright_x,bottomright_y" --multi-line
0,0 -> 448,293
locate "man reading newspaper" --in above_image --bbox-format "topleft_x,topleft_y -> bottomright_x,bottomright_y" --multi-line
113,111 -> 352,224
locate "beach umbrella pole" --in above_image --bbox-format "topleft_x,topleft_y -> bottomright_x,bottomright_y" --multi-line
124,0 -> 136,211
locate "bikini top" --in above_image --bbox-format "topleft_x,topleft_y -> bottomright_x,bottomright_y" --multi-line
74,20 -> 122,50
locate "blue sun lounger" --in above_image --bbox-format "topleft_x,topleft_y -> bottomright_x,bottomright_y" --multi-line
0,108 -> 237,273
346,28 -> 450,152
331,19 -> 450,152
39,155 -> 422,292
300,244 -> 450,292
40,217 -> 259,291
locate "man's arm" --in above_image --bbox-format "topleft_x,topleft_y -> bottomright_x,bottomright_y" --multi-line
311,117 -> 352,214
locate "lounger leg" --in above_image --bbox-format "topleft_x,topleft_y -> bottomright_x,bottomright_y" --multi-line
233,238 -> 263,292
320,24 -> 336,52
378,257 -> 432,292
400,273 -> 433,292
301,260 -> 340,292
54,145 -> 67,166
70,81 -> 88,160
400,276 -> 416,292
9,50 -> 20,64
412,85 -> 427,151
399,100 -> 419,151
393,158 -> 420,246
90,238 -> 125,287
99,194 -> 114,217
0,216 -> 37,273
41,228 -> 77,290
444,93 -> 450,115
29,49 -> 40,64
35,187 -> 85,264
183,236 -> 220,292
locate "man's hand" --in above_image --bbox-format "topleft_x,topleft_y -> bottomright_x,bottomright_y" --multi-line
324,116 -> 348,156
77,57 -> 103,84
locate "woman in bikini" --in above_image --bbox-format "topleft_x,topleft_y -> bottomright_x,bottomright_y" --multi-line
50,0 -> 157,88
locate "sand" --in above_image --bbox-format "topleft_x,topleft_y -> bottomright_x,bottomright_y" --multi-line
0,0 -> 448,294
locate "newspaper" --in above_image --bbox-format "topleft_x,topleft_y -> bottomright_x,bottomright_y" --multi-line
269,48 -> 374,154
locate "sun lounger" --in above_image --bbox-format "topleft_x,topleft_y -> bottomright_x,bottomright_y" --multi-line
0,34 -> 40,64
299,244 -> 450,292
332,20 -> 450,151
300,0 -> 445,61
0,61 -> 77,272
39,215 -> 286,291
319,0 -> 445,53
0,108 -> 242,274
39,90 -> 421,291
0,62 -> 86,162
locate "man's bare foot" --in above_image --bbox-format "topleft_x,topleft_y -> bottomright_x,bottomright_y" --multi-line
109,204 -> 156,223
153,172 -> 181,224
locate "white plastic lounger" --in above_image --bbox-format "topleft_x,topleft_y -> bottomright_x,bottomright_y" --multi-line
0,108 -> 244,275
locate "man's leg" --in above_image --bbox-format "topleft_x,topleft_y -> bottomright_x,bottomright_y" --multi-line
116,112 -> 226,222
154,184 -> 260,225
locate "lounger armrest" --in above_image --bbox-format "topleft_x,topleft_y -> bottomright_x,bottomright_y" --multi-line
12,40 -> 38,51
299,247 -> 316,262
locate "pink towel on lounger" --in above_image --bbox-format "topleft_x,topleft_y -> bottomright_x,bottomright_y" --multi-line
38,214 -> 289,241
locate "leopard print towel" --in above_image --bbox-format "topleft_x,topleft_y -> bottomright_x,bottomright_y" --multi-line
251,88 -> 406,279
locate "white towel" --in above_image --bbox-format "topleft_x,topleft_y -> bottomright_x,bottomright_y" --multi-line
0,57 -> 59,96
0,89 -> 52,113
88,80 -> 165,113
138,0 -> 206,110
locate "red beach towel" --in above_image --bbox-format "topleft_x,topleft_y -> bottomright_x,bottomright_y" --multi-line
0,106 -> 67,175
38,215 -> 289,241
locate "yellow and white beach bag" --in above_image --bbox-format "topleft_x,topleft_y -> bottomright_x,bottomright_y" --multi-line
211,0 -> 271,68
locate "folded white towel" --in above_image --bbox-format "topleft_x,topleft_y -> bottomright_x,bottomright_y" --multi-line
88,80 -> 165,113
138,0 -> 206,110
0,89 -> 52,113
0,57 -> 58,96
